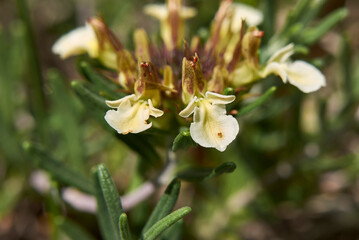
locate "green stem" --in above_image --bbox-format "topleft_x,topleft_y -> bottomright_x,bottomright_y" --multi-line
16,0 -> 46,137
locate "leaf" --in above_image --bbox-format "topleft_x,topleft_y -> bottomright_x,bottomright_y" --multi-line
300,8 -> 348,45
22,141 -> 94,194
177,162 -> 236,182
77,61 -> 125,99
55,217 -> 96,240
119,213 -> 132,240
172,129 -> 197,151
71,80 -> 108,124
93,164 -> 123,240
142,207 -> 191,240
142,179 -> 181,234
159,220 -> 183,240
236,86 -> 276,116
47,70 -> 85,172
72,80 -> 161,165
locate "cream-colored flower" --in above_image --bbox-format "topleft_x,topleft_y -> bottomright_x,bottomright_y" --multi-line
144,0 -> 197,51
230,3 -> 263,33
105,94 -> 163,134
179,92 -> 239,152
52,20 -> 118,69
52,23 -> 98,59
261,43 -> 326,93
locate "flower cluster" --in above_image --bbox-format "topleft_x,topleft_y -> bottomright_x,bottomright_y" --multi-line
53,0 -> 326,152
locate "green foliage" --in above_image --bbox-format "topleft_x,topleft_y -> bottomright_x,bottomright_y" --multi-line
142,179 -> 181,234
22,141 -> 94,194
172,129 -> 197,151
177,162 -> 237,182
141,207 -> 192,240
236,86 -> 277,116
93,164 -> 124,240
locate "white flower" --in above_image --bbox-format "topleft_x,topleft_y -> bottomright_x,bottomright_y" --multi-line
230,3 -> 263,33
105,94 -> 163,134
52,23 -> 98,59
261,43 -> 326,93
179,92 -> 239,152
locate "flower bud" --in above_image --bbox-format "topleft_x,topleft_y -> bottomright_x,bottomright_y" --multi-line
135,62 -> 161,106
242,26 -> 263,66
207,66 -> 229,93
134,28 -> 151,62
117,50 -> 137,90
181,53 -> 206,104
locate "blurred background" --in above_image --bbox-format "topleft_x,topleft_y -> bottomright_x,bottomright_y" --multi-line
0,0 -> 359,239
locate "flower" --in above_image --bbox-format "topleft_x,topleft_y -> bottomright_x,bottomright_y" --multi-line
179,92 -> 239,152
53,0 -> 327,152
105,94 -> 163,134
52,23 -> 98,59
52,17 -> 119,69
261,43 -> 326,93
230,3 -> 263,32
144,0 -> 197,51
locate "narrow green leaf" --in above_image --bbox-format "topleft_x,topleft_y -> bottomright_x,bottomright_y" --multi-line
172,129 -> 196,151
159,220 -> 183,240
93,164 -> 123,240
142,207 -> 191,240
300,8 -> 348,45
72,80 -> 160,165
55,217 -> 96,240
340,34 -> 353,100
236,86 -> 276,116
280,0 -> 310,34
71,80 -> 108,123
77,61 -> 125,99
177,162 -> 236,182
16,0 -> 46,135
119,213 -> 132,240
142,179 -> 181,234
22,142 -> 94,194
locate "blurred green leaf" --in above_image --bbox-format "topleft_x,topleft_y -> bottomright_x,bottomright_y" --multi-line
93,164 -> 123,240
159,220 -> 183,240
48,70 -> 85,172
142,207 -> 191,240
72,80 -> 161,165
55,216 -> 96,240
77,60 -> 126,99
237,86 -> 276,116
177,162 -> 236,182
119,213 -> 132,240
71,80 -> 108,124
299,8 -> 348,45
142,179 -> 181,234
0,176 -> 23,218
172,129 -> 197,151
22,141 -> 94,194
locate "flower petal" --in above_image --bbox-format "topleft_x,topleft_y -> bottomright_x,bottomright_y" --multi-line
52,23 -> 98,59
267,43 -> 294,63
231,3 -> 263,32
179,96 -> 197,118
283,60 -> 326,93
104,100 -> 151,134
148,99 -> 164,118
105,94 -> 137,108
144,4 -> 169,20
261,62 -> 288,83
190,101 -> 239,152
205,91 -> 236,105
